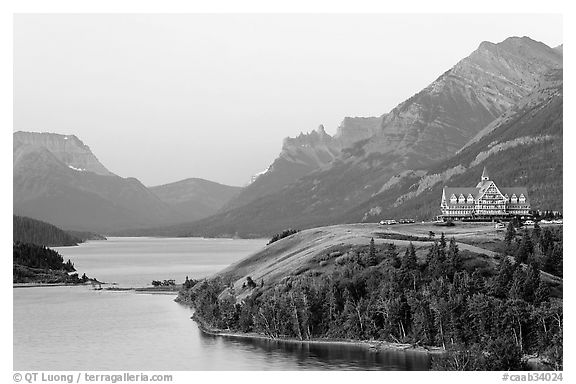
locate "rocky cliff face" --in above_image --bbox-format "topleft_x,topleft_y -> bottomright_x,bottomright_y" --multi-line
277,125 -> 340,169
224,117 -> 383,211
461,65 -> 563,151
335,116 -> 384,146
14,131 -> 114,176
364,36 -> 562,167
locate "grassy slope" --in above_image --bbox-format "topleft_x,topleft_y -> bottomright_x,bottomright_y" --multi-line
212,222 -> 562,300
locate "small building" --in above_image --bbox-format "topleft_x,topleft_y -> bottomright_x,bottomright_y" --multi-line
440,167 -> 531,220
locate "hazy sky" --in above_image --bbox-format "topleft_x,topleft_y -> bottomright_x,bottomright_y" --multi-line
14,14 -> 562,186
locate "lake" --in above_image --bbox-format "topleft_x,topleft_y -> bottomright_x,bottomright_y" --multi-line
13,237 -> 431,370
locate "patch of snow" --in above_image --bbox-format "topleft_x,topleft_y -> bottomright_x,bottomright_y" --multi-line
250,167 -> 270,183
68,165 -> 86,172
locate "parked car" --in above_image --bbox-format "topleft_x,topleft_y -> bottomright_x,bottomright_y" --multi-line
524,220 -> 535,226
379,219 -> 397,225
494,223 -> 505,229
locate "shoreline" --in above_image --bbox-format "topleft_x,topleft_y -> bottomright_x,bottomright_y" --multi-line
192,315 -> 444,355
13,283 -> 179,295
13,282 -> 99,288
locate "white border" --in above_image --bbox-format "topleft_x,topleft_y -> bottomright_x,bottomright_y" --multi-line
2,1 -> 572,383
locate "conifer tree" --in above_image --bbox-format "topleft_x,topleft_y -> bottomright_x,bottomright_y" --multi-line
508,267 -> 526,300
505,221 -> 517,244
543,243 -> 563,277
367,238 -> 378,266
402,243 -> 418,271
515,231 -> 534,265
386,243 -> 401,268
532,222 -> 541,242
491,256 -> 514,298
447,238 -> 462,279
523,262 -> 541,303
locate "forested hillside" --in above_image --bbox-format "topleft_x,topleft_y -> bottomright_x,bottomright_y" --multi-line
13,215 -> 81,246
179,224 -> 562,370
13,242 -> 89,284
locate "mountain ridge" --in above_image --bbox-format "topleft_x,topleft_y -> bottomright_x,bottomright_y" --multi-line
14,131 -> 115,176
148,36 -> 562,237
13,132 -> 242,233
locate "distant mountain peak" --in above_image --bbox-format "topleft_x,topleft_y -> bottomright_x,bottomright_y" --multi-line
358,35 -> 562,166
13,131 -> 114,176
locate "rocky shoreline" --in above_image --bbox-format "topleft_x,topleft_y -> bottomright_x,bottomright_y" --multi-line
191,313 -> 444,355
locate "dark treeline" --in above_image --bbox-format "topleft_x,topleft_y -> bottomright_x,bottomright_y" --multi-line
180,231 -> 563,371
267,229 -> 300,245
13,215 -> 81,247
13,241 -> 76,272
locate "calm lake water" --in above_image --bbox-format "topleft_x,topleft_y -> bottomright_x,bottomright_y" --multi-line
13,237 -> 431,370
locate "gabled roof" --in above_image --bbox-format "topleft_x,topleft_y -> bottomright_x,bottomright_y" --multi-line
444,187 -> 479,200
478,180 -> 505,197
500,187 -> 530,205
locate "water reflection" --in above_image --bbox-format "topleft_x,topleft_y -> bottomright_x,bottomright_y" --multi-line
198,330 -> 431,370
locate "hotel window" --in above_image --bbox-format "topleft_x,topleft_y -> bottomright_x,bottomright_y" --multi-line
450,194 -> 457,204
519,194 -> 526,203
511,194 -> 517,203
459,195 -> 465,204
467,195 -> 474,203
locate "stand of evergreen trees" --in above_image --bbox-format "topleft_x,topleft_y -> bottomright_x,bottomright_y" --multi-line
267,229 -> 300,245
181,230 -> 563,371
12,242 -> 92,284
13,215 -> 81,246
13,241 -> 76,272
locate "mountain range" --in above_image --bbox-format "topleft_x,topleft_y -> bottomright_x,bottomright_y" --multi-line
13,132 -> 241,233
147,36 -> 563,237
13,36 -> 563,237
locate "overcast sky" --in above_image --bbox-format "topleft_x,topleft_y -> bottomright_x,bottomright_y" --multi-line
13,14 -> 562,187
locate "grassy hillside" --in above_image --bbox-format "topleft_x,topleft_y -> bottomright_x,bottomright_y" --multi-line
204,223 -> 561,296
